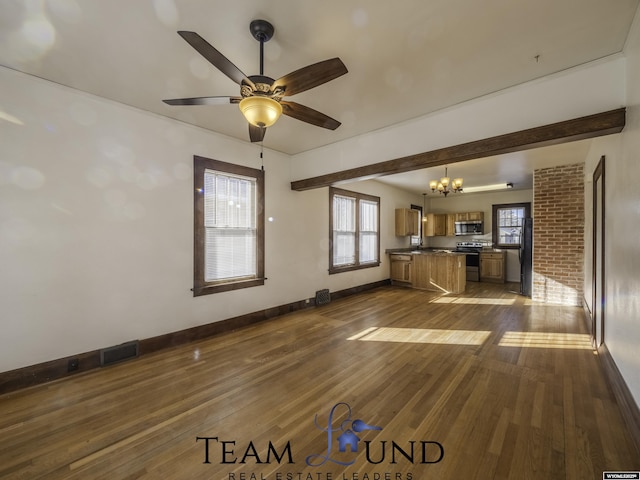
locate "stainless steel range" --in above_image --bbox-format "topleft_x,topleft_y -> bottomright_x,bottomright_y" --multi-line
455,241 -> 483,282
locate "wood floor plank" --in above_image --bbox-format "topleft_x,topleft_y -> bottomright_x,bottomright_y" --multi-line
0,282 -> 638,479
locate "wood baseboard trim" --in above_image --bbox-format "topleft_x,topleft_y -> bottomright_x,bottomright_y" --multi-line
330,279 -> 391,302
581,305 -> 640,455
597,343 -> 640,456
0,280 -> 390,395
582,297 -> 593,337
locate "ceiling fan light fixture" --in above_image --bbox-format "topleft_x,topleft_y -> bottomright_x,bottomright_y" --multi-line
239,96 -> 282,128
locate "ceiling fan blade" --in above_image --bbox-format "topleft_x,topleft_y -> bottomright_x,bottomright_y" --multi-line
249,124 -> 266,143
272,58 -> 347,97
163,96 -> 242,106
177,31 -> 255,90
280,101 -> 341,130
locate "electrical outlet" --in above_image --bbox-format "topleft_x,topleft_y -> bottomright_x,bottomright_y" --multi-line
67,358 -> 79,372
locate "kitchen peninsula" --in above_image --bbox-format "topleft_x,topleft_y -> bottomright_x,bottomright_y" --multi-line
388,250 -> 466,294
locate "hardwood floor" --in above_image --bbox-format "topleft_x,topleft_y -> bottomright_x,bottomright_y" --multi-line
0,283 -> 638,479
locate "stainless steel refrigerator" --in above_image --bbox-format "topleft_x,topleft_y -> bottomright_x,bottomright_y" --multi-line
519,217 -> 533,297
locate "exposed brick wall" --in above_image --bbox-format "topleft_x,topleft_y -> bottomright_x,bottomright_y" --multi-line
532,163 -> 584,306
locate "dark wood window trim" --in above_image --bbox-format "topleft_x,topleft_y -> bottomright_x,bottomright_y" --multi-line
410,203 -> 423,246
492,202 -> 531,249
193,155 -> 265,296
329,187 -> 380,274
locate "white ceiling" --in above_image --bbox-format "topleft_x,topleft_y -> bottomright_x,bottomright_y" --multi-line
1,0 -> 638,191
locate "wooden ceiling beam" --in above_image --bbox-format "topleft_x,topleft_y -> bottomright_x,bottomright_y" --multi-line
290,108 -> 626,191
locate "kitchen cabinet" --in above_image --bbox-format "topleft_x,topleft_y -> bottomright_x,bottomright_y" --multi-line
455,211 -> 484,222
389,252 -> 466,293
425,211 -> 483,236
395,208 -> 419,236
446,214 -> 456,236
480,251 -> 506,283
425,213 -> 446,236
413,253 -> 466,293
390,254 -> 412,284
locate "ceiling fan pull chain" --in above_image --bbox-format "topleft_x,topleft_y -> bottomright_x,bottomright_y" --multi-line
260,142 -> 264,171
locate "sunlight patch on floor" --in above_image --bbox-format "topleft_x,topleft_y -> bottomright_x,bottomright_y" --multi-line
347,327 -> 492,345
498,331 -> 592,349
431,297 -> 515,305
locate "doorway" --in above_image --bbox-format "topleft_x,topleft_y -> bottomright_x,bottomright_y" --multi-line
592,156 -> 605,348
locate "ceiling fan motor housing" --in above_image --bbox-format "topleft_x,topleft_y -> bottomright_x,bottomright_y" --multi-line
249,19 -> 274,43
242,75 -> 277,98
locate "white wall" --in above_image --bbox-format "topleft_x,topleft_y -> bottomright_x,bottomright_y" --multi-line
583,5 -> 640,406
0,66 -> 417,373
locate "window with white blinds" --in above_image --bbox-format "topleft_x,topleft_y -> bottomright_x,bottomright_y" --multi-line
329,187 -> 380,274
204,171 -> 256,281
332,194 -> 356,266
193,156 -> 264,296
359,199 -> 378,264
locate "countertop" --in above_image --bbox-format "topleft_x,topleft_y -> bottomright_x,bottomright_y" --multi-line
386,248 -> 466,256
387,248 -> 506,256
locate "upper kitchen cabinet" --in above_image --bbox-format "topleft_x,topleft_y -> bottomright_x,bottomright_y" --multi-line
455,211 -> 484,222
425,213 -> 446,237
395,208 -> 419,236
446,214 -> 456,236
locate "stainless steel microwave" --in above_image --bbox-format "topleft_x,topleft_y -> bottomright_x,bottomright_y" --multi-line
454,221 -> 483,236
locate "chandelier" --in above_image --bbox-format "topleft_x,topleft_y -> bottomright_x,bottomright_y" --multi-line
429,166 -> 463,197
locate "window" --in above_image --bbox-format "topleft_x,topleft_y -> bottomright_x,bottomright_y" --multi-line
492,202 -> 531,248
193,156 -> 264,296
410,204 -> 423,246
329,187 -> 380,274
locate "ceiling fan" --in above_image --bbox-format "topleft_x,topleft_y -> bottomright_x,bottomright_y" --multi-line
163,19 -> 348,143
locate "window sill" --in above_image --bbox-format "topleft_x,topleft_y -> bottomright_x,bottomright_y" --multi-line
329,262 -> 380,275
193,277 -> 265,297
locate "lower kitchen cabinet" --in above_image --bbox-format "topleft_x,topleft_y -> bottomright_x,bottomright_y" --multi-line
480,251 -> 506,283
414,254 -> 466,293
390,254 -> 412,284
389,252 -> 466,293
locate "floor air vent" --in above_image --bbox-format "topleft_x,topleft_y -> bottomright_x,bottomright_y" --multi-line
100,340 -> 139,366
315,289 -> 331,305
